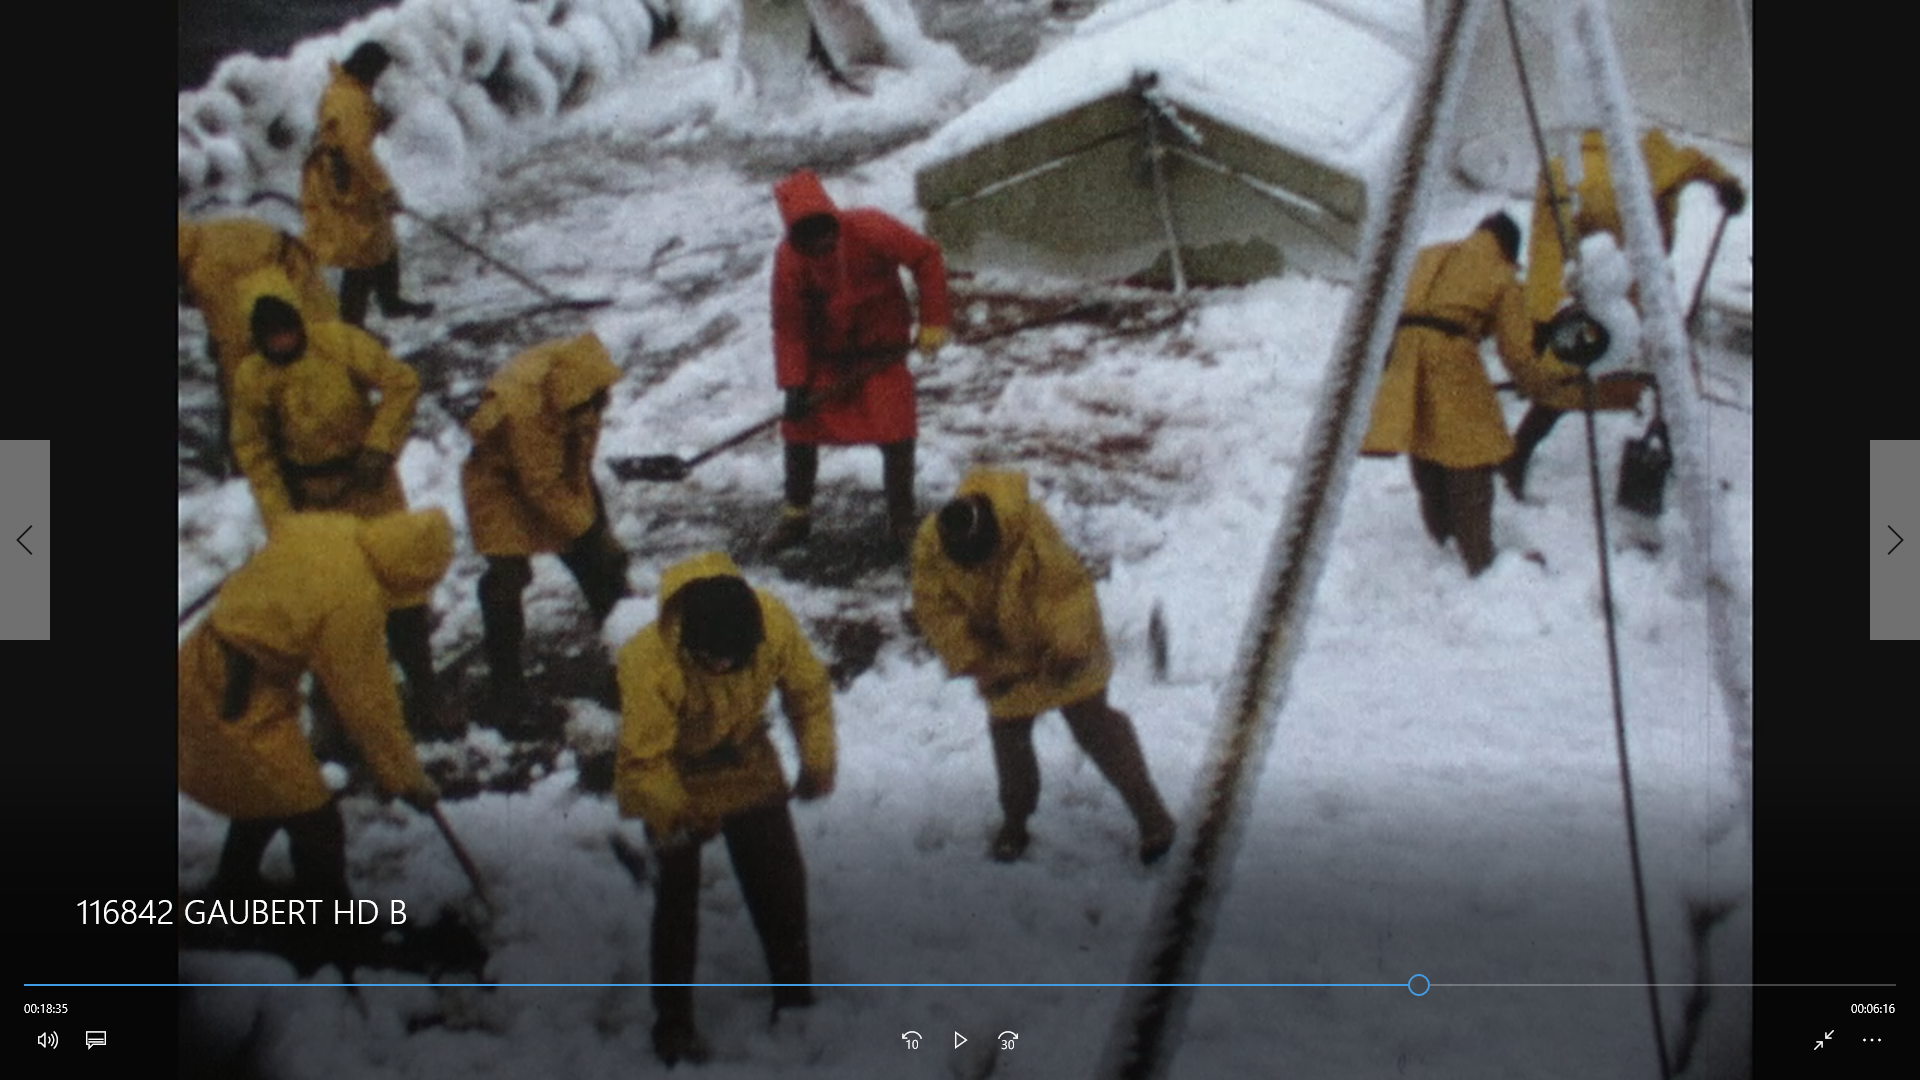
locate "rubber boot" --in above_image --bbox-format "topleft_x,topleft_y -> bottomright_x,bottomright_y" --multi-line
209,818 -> 279,898
988,717 -> 1040,861
478,558 -> 534,736
1503,404 -> 1564,501
768,442 -> 818,552
881,439 -> 918,554
651,836 -> 710,1065
387,605 -> 459,739
560,498 -> 630,625
766,504 -> 813,553
1410,457 -> 1452,546
651,1017 -> 712,1067
373,255 -> 435,319
339,267 -> 374,327
722,803 -> 816,1018
1445,466 -> 1497,577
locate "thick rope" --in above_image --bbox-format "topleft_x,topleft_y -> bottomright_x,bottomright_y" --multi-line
1092,1 -> 1487,1076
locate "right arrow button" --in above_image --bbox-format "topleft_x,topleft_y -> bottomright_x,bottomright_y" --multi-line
1892,526 -> 1906,555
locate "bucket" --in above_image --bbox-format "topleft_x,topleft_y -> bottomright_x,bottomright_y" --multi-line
1616,416 -> 1672,517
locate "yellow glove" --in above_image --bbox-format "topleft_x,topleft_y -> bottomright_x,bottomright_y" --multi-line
915,325 -> 950,357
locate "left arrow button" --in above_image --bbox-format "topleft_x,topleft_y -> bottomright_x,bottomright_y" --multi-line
15,526 -> 29,554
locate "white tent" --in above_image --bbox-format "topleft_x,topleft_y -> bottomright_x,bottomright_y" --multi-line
913,0 -> 1420,288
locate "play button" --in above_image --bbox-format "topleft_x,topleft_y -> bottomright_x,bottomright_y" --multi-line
954,1031 -> 967,1049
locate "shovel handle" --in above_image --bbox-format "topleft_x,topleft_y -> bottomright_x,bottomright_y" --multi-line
1685,210 -> 1731,336
612,349 -> 911,482
430,805 -> 496,919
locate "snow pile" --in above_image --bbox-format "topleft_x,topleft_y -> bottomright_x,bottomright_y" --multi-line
919,0 -> 1415,180
1569,231 -> 1643,373
178,0 -> 977,215
180,0 -> 664,209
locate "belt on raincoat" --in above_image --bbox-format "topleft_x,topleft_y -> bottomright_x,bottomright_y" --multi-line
677,738 -> 752,775
281,454 -> 358,479
1394,314 -> 1475,339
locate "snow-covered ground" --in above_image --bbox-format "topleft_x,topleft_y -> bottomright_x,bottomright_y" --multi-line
178,1 -> 1753,1076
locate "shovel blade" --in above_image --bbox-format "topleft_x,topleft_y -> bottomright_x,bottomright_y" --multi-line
610,455 -> 691,482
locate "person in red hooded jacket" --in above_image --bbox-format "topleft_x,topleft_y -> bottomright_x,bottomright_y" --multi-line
765,168 -> 951,554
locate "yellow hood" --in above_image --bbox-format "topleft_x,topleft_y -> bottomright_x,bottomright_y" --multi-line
660,545 -> 748,614
541,333 -> 621,412
356,508 -> 454,608
954,467 -> 1034,554
236,266 -> 304,328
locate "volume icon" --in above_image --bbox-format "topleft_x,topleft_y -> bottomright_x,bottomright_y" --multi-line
38,1031 -> 58,1048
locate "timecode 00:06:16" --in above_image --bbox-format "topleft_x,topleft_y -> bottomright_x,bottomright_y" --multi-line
77,900 -> 173,924
1850,1004 -> 1895,1014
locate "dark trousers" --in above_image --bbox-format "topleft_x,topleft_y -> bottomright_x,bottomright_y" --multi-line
651,801 -> 814,1025
1410,457 -> 1496,575
339,254 -> 416,327
783,439 -> 918,531
477,500 -> 629,697
212,800 -> 351,902
1502,403 -> 1566,497
989,691 -> 1172,833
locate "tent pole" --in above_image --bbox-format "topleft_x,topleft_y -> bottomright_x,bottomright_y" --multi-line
1138,82 -> 1189,295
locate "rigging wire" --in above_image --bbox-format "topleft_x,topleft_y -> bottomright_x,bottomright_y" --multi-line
1500,2 -> 1670,1075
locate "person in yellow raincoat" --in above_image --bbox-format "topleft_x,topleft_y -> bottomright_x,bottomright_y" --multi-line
178,216 -> 339,459
1506,128 -> 1748,498
1361,214 -> 1584,576
300,41 -> 433,326
615,551 -> 836,1066
178,509 -> 450,909
910,467 -> 1176,864
229,270 -> 447,735
461,333 -> 629,735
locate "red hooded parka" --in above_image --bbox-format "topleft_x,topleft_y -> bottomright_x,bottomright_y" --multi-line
770,169 -> 950,446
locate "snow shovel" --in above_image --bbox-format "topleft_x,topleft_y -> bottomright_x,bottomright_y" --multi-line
396,204 -> 613,311
1684,208 -> 1732,337
1682,208 -> 1746,410
246,189 -> 612,311
610,347 -> 911,482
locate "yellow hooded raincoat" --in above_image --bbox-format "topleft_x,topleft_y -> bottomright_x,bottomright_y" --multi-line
229,269 -> 419,524
1525,128 -> 1743,323
461,334 -> 622,556
615,553 -> 836,836
178,510 -> 453,819
300,62 -> 398,270
910,469 -> 1113,721
1361,229 -> 1583,469
178,216 -> 339,392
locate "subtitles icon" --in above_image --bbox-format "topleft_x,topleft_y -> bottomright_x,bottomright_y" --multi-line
85,1031 -> 106,1049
